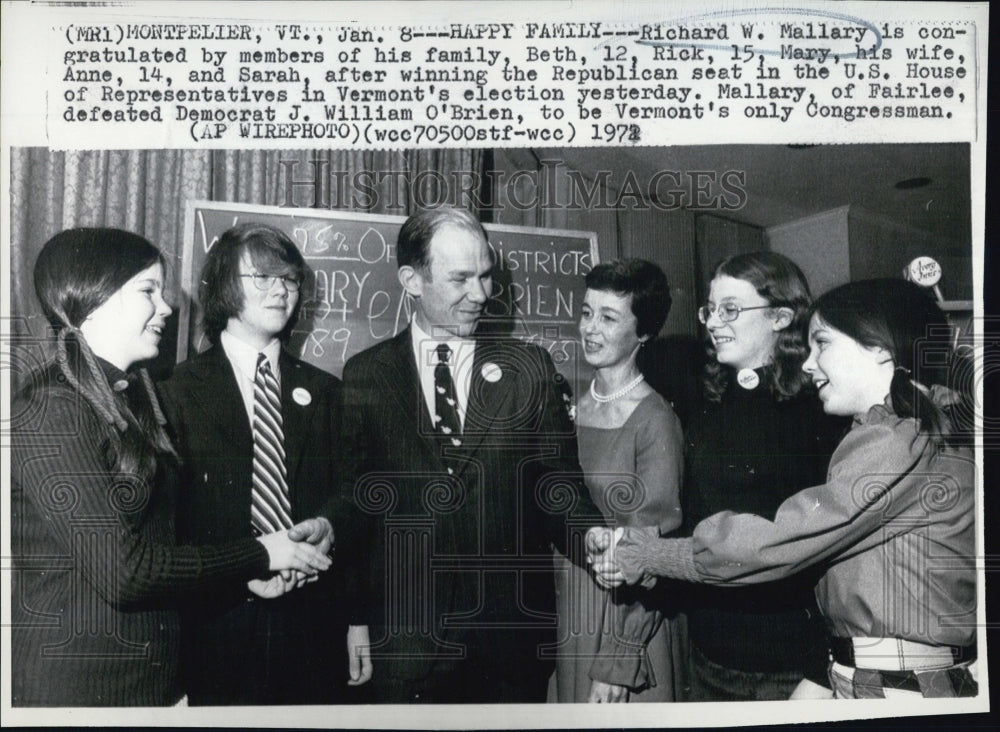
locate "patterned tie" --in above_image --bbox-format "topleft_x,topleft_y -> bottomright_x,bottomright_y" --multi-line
434,343 -> 462,445
251,354 -> 293,534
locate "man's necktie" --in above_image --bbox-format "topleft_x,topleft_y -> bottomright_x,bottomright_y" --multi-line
251,354 -> 293,534
434,343 -> 462,446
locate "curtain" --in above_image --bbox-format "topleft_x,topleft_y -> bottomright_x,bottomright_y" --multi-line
9,149 -> 213,384
489,149 -> 620,262
10,148 -> 213,331
211,148 -> 484,213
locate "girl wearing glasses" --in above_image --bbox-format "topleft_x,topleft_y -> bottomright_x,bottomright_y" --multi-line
594,278 -> 976,699
681,252 -> 846,701
10,228 -> 333,706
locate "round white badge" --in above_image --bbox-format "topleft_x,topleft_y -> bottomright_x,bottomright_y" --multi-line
736,368 -> 760,390
905,256 -> 942,287
292,387 -> 312,406
481,362 -> 502,383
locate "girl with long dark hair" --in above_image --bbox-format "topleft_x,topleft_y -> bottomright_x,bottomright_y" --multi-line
11,228 -> 332,706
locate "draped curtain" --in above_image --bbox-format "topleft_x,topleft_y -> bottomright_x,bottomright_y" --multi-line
10,149 -> 213,340
489,148 -> 621,262
9,147 -> 483,385
212,149 -> 483,215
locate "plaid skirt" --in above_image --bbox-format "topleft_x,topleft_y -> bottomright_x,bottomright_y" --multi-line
829,660 -> 978,698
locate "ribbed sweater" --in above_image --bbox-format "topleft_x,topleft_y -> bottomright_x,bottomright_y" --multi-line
680,367 -> 847,683
11,363 -> 269,706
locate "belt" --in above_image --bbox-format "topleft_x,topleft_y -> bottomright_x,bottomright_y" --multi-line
830,636 -> 975,672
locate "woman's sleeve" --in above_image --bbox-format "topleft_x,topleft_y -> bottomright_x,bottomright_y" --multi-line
618,403 -> 683,534
615,418 -> 947,586
588,580 -> 665,690
531,345 -> 606,560
13,390 -> 269,606
590,404 -> 684,689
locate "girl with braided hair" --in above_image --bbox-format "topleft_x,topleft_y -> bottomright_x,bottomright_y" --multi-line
11,228 -> 332,706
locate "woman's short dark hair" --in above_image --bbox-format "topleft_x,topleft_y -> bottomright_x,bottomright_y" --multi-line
396,207 -> 487,273
199,223 -> 307,345
703,251 -> 813,402
584,259 -> 672,340
812,278 -> 960,443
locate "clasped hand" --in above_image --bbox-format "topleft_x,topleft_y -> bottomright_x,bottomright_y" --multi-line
585,526 -> 626,589
585,525 -> 659,590
251,517 -> 334,598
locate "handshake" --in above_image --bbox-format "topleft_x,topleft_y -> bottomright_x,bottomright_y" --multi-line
585,525 -> 659,590
585,526 -> 626,589
252,516 -> 335,599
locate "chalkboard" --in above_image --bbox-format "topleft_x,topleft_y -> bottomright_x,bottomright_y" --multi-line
180,201 -> 599,392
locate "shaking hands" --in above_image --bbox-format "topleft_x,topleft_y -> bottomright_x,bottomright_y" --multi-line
585,526 -> 626,589
251,517 -> 334,598
586,525 -> 662,590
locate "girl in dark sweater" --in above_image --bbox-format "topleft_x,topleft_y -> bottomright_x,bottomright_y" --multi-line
678,252 -> 846,700
11,229 -> 332,706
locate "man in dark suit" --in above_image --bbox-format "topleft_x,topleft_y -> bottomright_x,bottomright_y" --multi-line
159,223 -> 371,705
341,208 -> 605,703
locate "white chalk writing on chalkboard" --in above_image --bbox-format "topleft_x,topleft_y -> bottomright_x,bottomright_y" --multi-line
182,201 -> 598,394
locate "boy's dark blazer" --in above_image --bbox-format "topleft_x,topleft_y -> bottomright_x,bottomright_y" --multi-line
159,345 -> 360,704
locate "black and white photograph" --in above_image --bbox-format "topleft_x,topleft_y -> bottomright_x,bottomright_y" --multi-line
1,1 -> 990,729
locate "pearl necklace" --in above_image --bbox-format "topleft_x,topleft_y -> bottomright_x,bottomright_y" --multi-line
590,373 -> 645,403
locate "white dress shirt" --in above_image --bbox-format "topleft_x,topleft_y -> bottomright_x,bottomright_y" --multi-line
410,318 -> 475,429
220,329 -> 283,425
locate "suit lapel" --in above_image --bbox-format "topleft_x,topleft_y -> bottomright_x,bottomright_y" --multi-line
382,328 -> 519,473
278,353 -> 310,498
194,348 -> 311,513
381,328 -> 444,467
457,337 -> 518,472
187,347 -> 253,449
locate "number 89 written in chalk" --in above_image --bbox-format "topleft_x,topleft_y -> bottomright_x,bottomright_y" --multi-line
303,327 -> 351,362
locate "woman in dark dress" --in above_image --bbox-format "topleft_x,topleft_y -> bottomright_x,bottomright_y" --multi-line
10,228 -> 332,706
